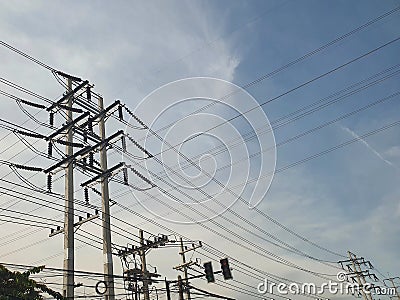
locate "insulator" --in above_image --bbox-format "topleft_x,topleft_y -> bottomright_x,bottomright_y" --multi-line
19,98 -> 46,109
88,119 -> 93,132
86,86 -> 91,101
79,216 -> 83,222
118,105 -> 123,120
89,152 -> 94,166
13,164 -> 42,172
18,99 -> 46,109
47,174 -> 52,192
87,213 -> 90,218
47,142 -> 53,157
123,168 -> 129,185
83,132 -> 87,143
49,112 -> 54,126
15,130 -> 45,139
121,136 -> 127,152
124,105 -> 146,126
84,188 -> 89,204
127,135 -> 152,157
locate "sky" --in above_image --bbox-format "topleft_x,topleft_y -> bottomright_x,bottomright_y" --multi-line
0,1 -> 400,299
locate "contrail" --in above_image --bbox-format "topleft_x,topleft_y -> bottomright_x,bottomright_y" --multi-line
341,125 -> 394,167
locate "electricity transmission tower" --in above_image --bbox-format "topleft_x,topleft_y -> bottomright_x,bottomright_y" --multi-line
44,72 -> 139,299
339,251 -> 379,300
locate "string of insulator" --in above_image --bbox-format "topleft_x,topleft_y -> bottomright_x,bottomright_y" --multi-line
49,112 -> 54,126
118,105 -> 124,120
15,130 -> 45,139
129,166 -> 152,186
89,152 -> 94,166
121,136 -> 127,152
47,174 -> 52,192
84,188 -> 89,204
123,168 -> 129,185
48,142 -> 53,157
123,105 -> 147,128
12,164 -> 43,172
82,132 -> 88,167
86,86 -> 91,101
127,135 -> 152,157
88,120 -> 93,132
19,98 -> 46,109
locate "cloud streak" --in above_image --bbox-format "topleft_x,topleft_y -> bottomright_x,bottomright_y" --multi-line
341,125 -> 395,168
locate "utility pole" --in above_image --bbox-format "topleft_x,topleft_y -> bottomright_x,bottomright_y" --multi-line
179,238 -> 190,300
140,229 -> 150,300
118,233 -> 168,299
178,238 -> 192,300
173,239 -> 202,300
44,75 -> 89,298
177,275 -> 184,300
98,95 -> 115,300
63,78 -> 74,299
165,278 -> 171,300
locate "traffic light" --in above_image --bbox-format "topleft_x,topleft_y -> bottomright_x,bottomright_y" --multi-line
203,261 -> 215,283
220,258 -> 233,280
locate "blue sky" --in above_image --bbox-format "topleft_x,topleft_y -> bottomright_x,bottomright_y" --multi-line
1,1 -> 400,299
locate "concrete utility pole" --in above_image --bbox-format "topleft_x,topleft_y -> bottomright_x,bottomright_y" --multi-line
179,238 -> 190,300
139,229 -> 150,300
173,239 -> 201,300
98,96 -> 115,300
63,78 -> 74,299
165,278 -> 171,300
178,275 -> 184,300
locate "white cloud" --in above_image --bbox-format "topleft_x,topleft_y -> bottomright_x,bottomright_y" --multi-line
341,125 -> 395,168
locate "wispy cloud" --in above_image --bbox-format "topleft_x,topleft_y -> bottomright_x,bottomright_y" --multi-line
341,125 -> 395,167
